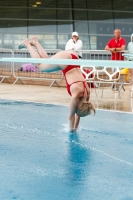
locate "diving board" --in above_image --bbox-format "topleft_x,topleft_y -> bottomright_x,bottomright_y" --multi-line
0,57 -> 133,68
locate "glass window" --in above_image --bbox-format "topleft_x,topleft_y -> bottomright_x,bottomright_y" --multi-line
3,34 -> 15,49
0,33 -> 3,48
96,22 -> 114,35
57,9 -> 72,20
80,35 -> 90,50
87,0 -> 112,10
57,0 -> 72,8
89,22 -> 97,35
73,0 -> 87,9
57,22 -> 72,33
88,10 -> 114,36
96,35 -> 112,50
57,34 -> 70,50
113,11 -> 133,23
28,21 -> 56,34
0,33 -> 28,49
0,0 -> 27,7
112,0 -> 133,11
88,10 -> 113,22
28,34 -> 44,42
74,21 -> 89,34
74,10 -> 87,20
90,35 -> 96,50
3,34 -> 28,49
0,0 -> 132,51
29,0 -> 56,8
29,8 -> 56,20
43,34 -> 57,49
29,34 -> 57,49
0,8 -> 27,19
0,20 -> 27,33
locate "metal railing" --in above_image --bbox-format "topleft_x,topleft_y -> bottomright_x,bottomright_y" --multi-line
0,48 -> 13,83
80,50 -> 111,60
78,50 -> 133,99
80,49 -> 129,60
12,49 -> 63,86
0,48 -> 132,96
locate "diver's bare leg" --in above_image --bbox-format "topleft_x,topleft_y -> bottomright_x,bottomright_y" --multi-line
30,36 -> 49,58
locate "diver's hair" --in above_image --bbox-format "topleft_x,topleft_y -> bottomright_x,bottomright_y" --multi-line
76,102 -> 96,117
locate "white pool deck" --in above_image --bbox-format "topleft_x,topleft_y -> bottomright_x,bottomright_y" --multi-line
0,83 -> 133,112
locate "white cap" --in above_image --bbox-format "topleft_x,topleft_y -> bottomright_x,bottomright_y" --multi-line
72,32 -> 78,37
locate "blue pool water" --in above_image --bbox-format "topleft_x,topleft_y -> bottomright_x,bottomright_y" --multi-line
0,99 -> 133,200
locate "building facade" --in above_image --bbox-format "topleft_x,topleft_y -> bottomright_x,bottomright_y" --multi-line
0,0 -> 133,50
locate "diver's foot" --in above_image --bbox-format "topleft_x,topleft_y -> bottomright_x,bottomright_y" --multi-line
18,38 -> 30,49
30,36 -> 38,47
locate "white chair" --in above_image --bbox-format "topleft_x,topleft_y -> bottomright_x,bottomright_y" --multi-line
96,67 -> 121,98
80,65 -> 98,98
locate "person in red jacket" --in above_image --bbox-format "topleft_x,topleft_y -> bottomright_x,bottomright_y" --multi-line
105,28 -> 126,90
